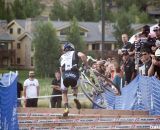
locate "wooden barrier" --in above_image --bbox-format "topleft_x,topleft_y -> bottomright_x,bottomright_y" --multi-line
18,108 -> 160,130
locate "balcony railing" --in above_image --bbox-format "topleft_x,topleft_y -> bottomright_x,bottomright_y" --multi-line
0,49 -> 15,57
87,50 -> 118,59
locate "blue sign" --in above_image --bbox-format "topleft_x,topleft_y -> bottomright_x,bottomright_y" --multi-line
0,72 -> 19,130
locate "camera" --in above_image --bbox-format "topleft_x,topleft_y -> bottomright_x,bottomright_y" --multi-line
135,37 -> 156,53
155,56 -> 160,61
121,48 -> 129,55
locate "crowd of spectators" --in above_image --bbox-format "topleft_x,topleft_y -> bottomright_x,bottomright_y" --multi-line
90,24 -> 160,90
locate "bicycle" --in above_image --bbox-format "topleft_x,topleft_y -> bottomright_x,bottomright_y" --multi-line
79,58 -> 121,109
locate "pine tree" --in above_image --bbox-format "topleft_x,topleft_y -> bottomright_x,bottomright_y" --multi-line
67,17 -> 85,52
0,0 -> 5,19
5,3 -> 15,22
23,0 -> 43,18
113,10 -> 134,48
84,0 -> 95,21
67,0 -> 86,21
12,0 -> 26,19
33,21 -> 60,77
49,0 -> 67,20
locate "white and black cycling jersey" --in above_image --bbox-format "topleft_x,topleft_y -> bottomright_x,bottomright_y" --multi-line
60,51 -> 79,71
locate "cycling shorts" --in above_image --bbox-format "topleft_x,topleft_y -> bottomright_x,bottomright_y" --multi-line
62,70 -> 79,89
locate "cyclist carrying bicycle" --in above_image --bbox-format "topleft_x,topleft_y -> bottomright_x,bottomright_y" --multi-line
60,42 -> 88,116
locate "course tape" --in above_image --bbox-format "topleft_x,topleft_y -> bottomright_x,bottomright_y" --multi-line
19,124 -> 160,130
18,113 -> 79,117
18,93 -> 84,100
18,117 -> 160,124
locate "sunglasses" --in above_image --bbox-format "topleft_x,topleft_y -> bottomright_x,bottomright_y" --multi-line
142,53 -> 147,55
140,53 -> 147,57
153,29 -> 160,32
122,54 -> 129,56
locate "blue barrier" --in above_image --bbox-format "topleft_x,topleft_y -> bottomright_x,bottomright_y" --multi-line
94,75 -> 160,115
0,72 -> 19,130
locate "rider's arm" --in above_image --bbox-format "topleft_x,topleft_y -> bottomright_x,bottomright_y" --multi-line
78,52 -> 88,67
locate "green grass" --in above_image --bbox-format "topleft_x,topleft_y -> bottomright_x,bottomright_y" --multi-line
0,69 -> 92,108
0,69 -> 53,96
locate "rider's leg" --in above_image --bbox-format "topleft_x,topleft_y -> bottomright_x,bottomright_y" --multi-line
62,90 -> 69,108
72,87 -> 78,97
62,90 -> 69,116
72,87 -> 81,110
61,77 -> 69,116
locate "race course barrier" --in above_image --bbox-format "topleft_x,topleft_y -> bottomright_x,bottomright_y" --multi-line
94,75 -> 160,115
18,108 -> 160,130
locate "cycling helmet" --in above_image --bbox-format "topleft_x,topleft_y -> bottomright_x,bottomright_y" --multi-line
155,48 -> 160,57
63,42 -> 75,51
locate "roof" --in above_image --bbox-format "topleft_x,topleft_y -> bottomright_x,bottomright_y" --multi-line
17,32 -> 32,41
52,21 -> 117,43
8,20 -> 26,29
7,19 -> 154,44
0,32 -> 14,41
15,20 -> 26,28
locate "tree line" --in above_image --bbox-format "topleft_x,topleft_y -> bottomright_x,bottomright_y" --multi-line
1,0 -> 158,77
0,0 -> 43,22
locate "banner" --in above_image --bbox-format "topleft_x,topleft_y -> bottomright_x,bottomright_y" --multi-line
18,117 -> 160,124
19,124 -> 160,130
0,72 -> 19,130
94,75 -> 160,115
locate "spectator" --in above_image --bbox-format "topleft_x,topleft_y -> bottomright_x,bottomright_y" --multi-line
24,71 -> 39,107
139,25 -> 156,54
96,60 -> 106,75
106,62 -> 116,80
118,34 -> 135,59
121,34 -> 132,50
17,80 -> 23,107
153,26 -> 160,40
121,50 -> 135,85
139,47 -> 152,76
153,26 -> 160,52
113,66 -> 124,90
141,25 -> 150,38
50,70 -> 62,108
148,48 -> 160,79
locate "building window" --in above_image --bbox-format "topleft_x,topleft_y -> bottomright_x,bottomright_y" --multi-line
60,28 -> 70,35
31,57 -> 34,66
17,58 -> 20,64
10,28 -> 13,34
105,44 -> 111,50
17,28 -> 21,34
0,43 -> 8,50
92,44 -> 99,50
17,43 -> 21,49
80,32 -> 85,36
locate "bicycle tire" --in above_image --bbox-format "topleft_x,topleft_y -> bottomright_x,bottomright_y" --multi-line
80,72 -> 108,109
93,70 -> 121,95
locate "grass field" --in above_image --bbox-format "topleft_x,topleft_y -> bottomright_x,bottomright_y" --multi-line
0,69 -> 52,96
0,69 -> 92,108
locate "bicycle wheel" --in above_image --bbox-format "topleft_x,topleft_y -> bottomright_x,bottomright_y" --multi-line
80,72 -> 108,109
93,70 -> 121,95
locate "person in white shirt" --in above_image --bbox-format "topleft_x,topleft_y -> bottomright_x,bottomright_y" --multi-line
24,71 -> 39,107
